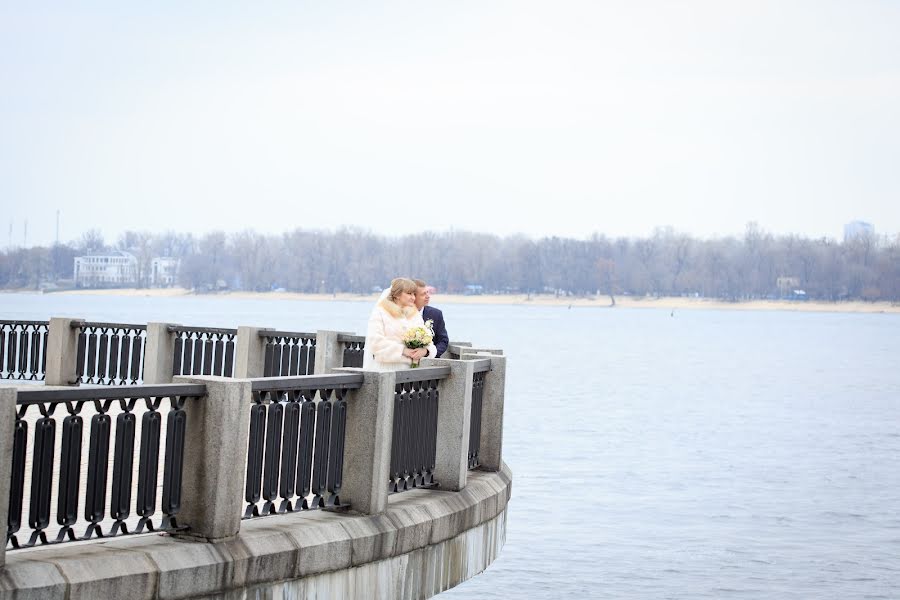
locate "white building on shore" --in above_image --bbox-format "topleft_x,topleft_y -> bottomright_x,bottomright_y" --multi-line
151,257 -> 180,287
74,251 -> 138,288
74,252 -> 181,288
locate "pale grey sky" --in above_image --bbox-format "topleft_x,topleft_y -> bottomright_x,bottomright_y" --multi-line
2,1 -> 899,248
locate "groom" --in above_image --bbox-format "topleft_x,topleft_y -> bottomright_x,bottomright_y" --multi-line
414,279 -> 449,358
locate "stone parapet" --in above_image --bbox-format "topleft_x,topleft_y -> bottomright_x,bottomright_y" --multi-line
0,465 -> 512,600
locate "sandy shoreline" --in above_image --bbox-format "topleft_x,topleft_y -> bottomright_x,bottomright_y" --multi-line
10,287 -> 898,314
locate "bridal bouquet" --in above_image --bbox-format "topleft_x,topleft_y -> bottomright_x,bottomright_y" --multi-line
402,320 -> 435,368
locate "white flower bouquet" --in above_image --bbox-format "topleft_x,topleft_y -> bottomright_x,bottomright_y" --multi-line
402,320 -> 435,367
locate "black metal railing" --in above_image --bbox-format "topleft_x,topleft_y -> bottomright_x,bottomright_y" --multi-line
468,360 -> 492,469
339,334 -> 365,368
260,331 -> 317,377
243,373 -> 363,518
75,321 -> 147,385
0,320 -> 49,381
171,326 -> 237,378
389,366 -> 450,493
5,384 -> 204,551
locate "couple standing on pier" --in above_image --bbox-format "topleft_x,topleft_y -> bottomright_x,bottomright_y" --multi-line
362,277 -> 450,371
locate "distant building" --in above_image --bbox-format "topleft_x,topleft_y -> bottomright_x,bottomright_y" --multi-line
776,276 -> 800,298
74,251 -> 138,288
151,257 -> 180,287
844,220 -> 874,242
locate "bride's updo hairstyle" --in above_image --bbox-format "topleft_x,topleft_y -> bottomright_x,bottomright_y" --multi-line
389,277 -> 418,302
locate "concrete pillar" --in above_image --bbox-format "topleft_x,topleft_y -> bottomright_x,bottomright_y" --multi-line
314,330 -> 343,374
44,317 -> 80,386
234,326 -> 273,378
461,352 -> 506,472
143,322 -> 176,384
0,387 -> 15,568
420,357 -> 474,492
172,375 -> 252,542
334,368 -> 395,515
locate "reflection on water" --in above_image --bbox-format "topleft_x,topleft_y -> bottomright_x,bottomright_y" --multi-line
2,294 -> 899,598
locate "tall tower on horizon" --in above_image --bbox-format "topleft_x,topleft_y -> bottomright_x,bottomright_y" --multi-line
843,220 -> 875,242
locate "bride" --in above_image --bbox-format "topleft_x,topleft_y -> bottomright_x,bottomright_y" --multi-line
362,277 -> 437,371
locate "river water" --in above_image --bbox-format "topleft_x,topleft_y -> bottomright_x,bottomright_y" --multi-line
2,293 -> 899,599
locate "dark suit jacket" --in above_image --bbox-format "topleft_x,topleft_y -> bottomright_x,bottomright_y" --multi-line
423,305 -> 449,358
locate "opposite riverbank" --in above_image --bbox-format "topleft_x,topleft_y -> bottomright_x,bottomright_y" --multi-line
8,288 -> 898,314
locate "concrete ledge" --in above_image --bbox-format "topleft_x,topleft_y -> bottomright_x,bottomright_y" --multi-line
0,465 -> 512,600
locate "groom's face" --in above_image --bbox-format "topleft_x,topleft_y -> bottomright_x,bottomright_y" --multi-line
415,286 -> 430,310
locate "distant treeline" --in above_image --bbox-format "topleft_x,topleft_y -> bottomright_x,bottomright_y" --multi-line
1,224 -> 898,301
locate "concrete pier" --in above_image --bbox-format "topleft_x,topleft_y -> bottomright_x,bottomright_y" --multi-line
0,466 -> 511,600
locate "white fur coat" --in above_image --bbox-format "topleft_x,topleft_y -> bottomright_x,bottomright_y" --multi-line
362,298 -> 437,371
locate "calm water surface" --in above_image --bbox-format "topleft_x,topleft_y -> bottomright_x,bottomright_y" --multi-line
2,293 -> 899,599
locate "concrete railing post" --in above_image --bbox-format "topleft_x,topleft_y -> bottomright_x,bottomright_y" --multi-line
234,326 -> 273,378
420,357 -> 474,492
143,322 -> 177,384
172,375 -> 252,542
314,330 -> 344,374
461,352 -> 506,472
0,387 -> 15,569
334,368 -> 395,515
44,317 -> 81,386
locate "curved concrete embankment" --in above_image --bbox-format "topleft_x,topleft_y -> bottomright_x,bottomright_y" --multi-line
0,465 -> 512,600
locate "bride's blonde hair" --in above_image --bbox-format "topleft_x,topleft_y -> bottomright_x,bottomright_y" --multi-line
389,277 -> 417,302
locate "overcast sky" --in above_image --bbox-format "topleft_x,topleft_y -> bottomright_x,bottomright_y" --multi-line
2,1 -> 899,248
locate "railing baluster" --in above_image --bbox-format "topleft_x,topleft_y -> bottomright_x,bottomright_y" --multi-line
85,412 -> 112,537
0,327 -> 6,375
29,326 -> 41,379
310,399 -> 332,507
270,341 -> 284,378
86,333 -> 98,383
279,399 -> 301,511
161,401 -> 187,527
172,335 -> 184,376
261,398 -> 284,514
200,338 -> 212,375
75,330 -> 86,380
296,343 -> 308,376
223,337 -> 235,377
7,418 -> 28,548
110,411 -> 136,533
108,333 -> 121,384
56,413 -> 83,541
307,341 -> 316,373
328,389 -> 347,503
136,408 -> 161,531
296,399 -> 315,500
97,330 -> 109,384
280,341 -> 291,377
244,400 -> 267,518
263,341 -> 275,377
28,417 -> 56,546
184,335 -> 196,375
212,337 -> 224,376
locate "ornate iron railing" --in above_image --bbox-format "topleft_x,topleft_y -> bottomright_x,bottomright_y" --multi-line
260,331 -> 317,377
0,320 -> 49,381
389,367 -> 450,493
468,360 -> 492,470
243,373 -> 363,518
339,334 -> 365,368
5,384 -> 204,551
74,321 -> 147,385
171,325 -> 237,378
